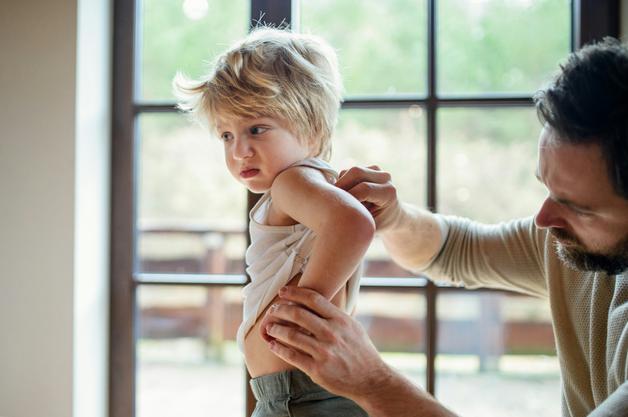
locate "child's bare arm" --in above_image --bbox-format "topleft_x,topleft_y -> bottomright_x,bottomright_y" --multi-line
270,166 -> 375,300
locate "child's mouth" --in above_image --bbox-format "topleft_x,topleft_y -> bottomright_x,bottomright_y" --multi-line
240,168 -> 260,179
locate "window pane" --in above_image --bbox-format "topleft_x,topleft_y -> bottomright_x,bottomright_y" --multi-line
300,0 -> 427,96
137,113 -> 247,274
332,107 -> 426,277
137,285 -> 245,417
140,0 -> 249,101
436,292 -> 560,417
437,108 -> 546,223
357,289 -> 426,386
437,0 -> 570,95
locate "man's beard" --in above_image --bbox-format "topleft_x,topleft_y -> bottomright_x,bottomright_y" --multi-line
550,228 -> 628,275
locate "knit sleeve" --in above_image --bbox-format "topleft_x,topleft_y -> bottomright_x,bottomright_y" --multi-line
421,216 -> 549,298
587,381 -> 628,417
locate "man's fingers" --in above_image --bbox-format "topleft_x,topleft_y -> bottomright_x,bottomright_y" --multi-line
277,287 -> 342,320
258,299 -> 304,341
334,166 -> 394,210
268,339 -> 315,372
335,166 -> 390,192
345,181 -> 396,208
258,312 -> 294,342
267,301 -> 328,338
267,323 -> 321,357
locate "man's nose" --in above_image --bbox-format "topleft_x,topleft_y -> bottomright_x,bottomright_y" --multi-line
534,197 -> 567,229
232,136 -> 253,160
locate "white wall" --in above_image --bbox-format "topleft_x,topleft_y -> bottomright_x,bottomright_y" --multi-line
0,0 -> 111,416
73,0 -> 112,416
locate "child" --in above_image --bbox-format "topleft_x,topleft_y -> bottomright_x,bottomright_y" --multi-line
174,28 -> 374,416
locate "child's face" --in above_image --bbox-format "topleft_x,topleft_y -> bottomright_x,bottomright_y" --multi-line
216,115 -> 312,193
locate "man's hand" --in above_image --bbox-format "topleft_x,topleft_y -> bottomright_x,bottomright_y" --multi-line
263,286 -> 458,417
263,286 -> 392,399
335,166 -> 402,232
336,165 -> 445,273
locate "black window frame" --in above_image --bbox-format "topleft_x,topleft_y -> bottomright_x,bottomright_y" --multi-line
110,1 -> 620,416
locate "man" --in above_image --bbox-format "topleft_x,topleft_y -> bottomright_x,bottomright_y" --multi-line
259,38 -> 628,416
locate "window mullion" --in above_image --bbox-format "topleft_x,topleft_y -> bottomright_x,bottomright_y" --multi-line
110,0 -> 138,415
425,0 -> 438,397
245,5 -> 294,416
573,0 -> 620,48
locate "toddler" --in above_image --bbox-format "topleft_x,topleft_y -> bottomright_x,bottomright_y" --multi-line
175,28 -> 374,417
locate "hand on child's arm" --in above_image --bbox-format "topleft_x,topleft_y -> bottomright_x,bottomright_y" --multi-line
335,165 -> 403,232
265,287 -> 459,417
336,165 -> 445,272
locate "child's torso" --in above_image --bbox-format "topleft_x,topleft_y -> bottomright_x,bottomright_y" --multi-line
243,270 -> 348,377
240,159 -> 353,377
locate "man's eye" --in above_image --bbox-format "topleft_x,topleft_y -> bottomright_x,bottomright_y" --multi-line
220,132 -> 233,142
250,126 -> 268,135
569,206 -> 592,217
574,209 -> 592,218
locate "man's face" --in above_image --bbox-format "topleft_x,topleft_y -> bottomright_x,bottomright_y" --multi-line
534,126 -> 628,275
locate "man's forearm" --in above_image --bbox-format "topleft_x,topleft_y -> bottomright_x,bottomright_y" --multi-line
380,203 -> 444,272
351,365 -> 458,417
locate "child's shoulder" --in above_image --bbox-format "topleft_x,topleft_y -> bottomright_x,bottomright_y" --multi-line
268,161 -> 343,222
271,159 -> 336,199
272,163 -> 331,191
281,158 -> 337,184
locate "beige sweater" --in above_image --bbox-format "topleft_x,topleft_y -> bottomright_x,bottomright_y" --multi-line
423,216 -> 627,417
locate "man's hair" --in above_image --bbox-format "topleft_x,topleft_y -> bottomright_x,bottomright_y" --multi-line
173,27 -> 342,160
534,37 -> 628,199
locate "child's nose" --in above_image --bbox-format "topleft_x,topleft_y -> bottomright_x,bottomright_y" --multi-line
233,137 -> 254,159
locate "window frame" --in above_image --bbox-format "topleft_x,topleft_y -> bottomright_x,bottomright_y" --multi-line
109,1 -> 620,416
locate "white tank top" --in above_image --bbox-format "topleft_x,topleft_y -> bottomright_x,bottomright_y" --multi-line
236,158 -> 363,351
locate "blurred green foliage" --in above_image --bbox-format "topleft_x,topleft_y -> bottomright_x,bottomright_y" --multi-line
141,0 -> 569,99
141,0 -> 248,99
301,0 -> 427,95
138,0 -> 569,227
437,108 -> 547,223
438,0 -> 570,94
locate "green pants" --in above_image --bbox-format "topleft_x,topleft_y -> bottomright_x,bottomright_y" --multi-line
250,369 -> 369,417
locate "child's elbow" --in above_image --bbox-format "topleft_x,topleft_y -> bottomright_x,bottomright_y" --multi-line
338,206 -> 376,245
359,211 -> 376,243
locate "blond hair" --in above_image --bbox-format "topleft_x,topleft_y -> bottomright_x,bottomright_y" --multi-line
173,28 -> 343,160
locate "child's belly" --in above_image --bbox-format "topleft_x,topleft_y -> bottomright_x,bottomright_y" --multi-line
243,275 -> 347,378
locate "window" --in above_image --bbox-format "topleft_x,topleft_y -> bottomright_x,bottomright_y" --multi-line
111,1 -> 618,416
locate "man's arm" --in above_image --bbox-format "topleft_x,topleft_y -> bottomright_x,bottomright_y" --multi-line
335,166 -> 444,271
380,202 -> 444,272
265,286 -> 458,417
336,166 -> 547,295
356,369 -> 458,417
587,381 -> 628,417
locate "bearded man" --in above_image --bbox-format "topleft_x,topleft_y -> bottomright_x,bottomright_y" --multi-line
261,38 -> 628,417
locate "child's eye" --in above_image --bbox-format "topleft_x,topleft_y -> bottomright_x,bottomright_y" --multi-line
250,126 -> 268,135
220,132 -> 233,142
